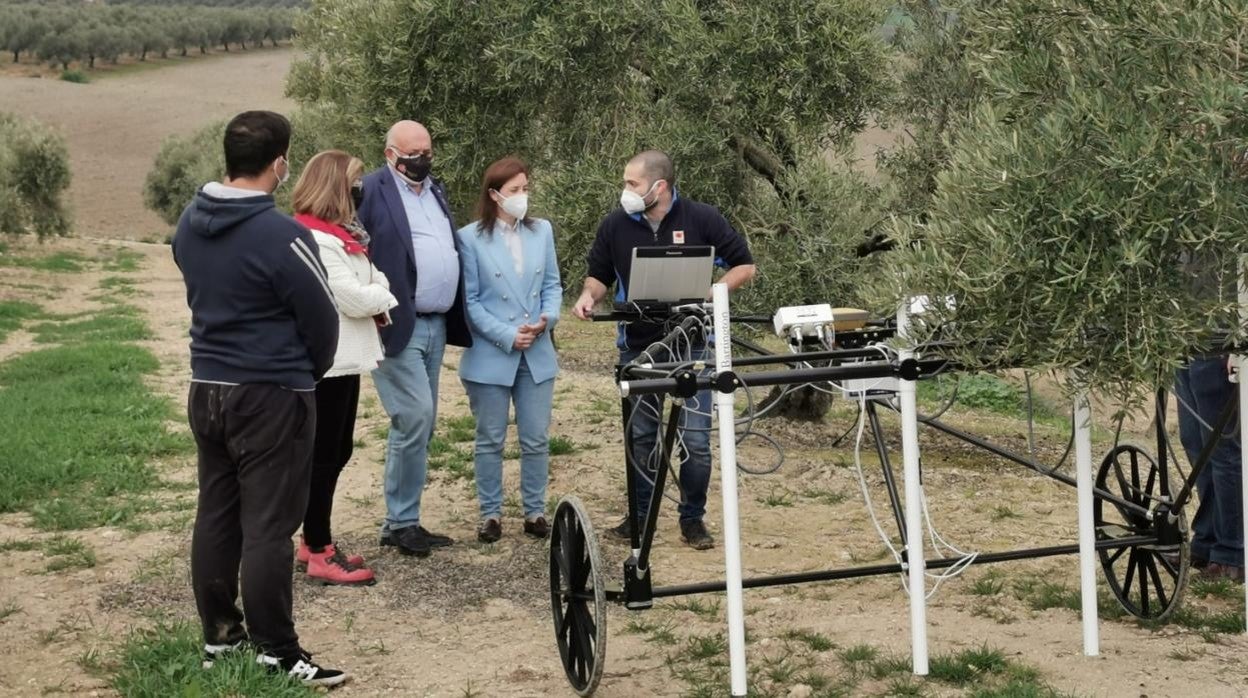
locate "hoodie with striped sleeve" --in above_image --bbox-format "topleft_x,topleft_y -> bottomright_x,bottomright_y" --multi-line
172,182 -> 339,390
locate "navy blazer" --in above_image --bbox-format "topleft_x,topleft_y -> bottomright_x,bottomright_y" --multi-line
358,167 -> 472,355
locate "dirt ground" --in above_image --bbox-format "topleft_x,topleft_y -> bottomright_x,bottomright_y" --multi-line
0,49 -> 295,242
2,51 -> 1248,698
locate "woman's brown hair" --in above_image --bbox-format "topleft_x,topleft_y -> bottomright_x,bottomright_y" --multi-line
292,150 -> 365,225
474,156 -> 531,236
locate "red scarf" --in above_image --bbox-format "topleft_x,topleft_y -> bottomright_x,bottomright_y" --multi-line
294,213 -> 367,255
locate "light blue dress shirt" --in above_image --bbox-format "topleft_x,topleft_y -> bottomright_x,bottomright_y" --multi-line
389,167 -> 458,313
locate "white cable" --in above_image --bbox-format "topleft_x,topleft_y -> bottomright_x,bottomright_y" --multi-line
851,393 -> 978,600
852,395 -> 908,565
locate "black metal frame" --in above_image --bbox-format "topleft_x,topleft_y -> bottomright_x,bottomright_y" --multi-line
594,308 -> 1227,613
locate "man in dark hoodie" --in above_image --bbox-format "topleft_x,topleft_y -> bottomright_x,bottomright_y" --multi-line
172,110 -> 346,688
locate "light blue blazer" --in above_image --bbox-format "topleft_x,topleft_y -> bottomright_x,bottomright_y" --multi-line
456,217 -> 562,386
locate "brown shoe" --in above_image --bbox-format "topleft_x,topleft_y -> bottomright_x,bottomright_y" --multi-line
477,518 -> 502,543
523,516 -> 550,539
1204,562 -> 1245,583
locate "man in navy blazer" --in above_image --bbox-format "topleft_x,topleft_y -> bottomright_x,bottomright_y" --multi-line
357,120 -> 472,558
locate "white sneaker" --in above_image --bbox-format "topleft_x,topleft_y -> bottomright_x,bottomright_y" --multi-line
256,649 -> 348,688
201,640 -> 244,669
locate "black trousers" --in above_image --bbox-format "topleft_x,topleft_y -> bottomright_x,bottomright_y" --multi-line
303,374 -> 360,548
188,382 -> 314,657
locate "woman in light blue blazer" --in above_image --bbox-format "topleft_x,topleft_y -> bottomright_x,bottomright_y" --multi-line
457,156 -> 562,543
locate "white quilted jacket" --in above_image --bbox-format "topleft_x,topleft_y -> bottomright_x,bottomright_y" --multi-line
310,229 -> 398,378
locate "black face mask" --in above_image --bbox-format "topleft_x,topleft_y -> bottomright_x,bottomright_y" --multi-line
393,152 -> 432,185
350,184 -> 364,210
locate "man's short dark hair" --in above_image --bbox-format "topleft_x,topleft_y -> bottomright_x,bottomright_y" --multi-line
630,149 -> 676,187
223,111 -> 291,180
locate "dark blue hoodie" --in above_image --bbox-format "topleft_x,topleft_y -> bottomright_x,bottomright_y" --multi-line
172,185 -> 339,390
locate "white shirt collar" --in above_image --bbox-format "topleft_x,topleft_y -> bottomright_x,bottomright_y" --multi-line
203,181 -> 268,199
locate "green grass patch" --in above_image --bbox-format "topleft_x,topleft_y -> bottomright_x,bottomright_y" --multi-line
443,414 -> 476,443
918,373 -> 1061,420
928,645 -> 1008,685
681,633 -> 728,662
970,572 -> 1006,597
800,487 -> 848,506
779,628 -> 834,653
0,538 -> 41,553
549,435 -> 579,456
102,249 -> 143,272
0,300 -> 43,343
0,341 -> 190,529
42,535 -> 97,573
98,276 -> 139,297
757,488 -> 794,508
969,663 -> 1075,697
31,305 -> 151,345
668,597 -> 722,622
866,653 -> 912,680
427,435 -> 474,482
991,505 -> 1021,521
0,251 -> 88,273
1189,575 -> 1242,602
108,621 -> 316,697
60,69 -> 90,83
837,642 -> 878,666
1146,606 -> 1246,635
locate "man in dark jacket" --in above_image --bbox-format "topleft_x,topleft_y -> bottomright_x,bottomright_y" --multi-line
172,111 -> 345,687
572,149 -> 756,550
357,120 -> 471,557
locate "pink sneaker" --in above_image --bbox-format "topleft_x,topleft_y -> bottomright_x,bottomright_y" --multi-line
297,539 -> 364,568
306,547 -> 376,587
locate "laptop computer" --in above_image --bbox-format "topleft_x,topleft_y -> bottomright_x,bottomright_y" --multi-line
625,246 -> 716,305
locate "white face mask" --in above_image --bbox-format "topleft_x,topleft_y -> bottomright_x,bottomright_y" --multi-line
620,179 -> 660,214
273,155 -> 291,190
494,190 -> 529,220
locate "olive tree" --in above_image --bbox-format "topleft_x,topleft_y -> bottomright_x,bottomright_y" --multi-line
0,112 -> 72,238
286,0 -> 894,316
876,0 -> 1248,395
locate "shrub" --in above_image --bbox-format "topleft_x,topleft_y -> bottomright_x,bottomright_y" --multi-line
0,112 -> 72,238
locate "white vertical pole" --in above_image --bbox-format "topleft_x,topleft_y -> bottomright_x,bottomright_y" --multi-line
1238,255 -> 1248,633
711,282 -> 748,696
897,303 -> 928,675
1073,389 -> 1100,656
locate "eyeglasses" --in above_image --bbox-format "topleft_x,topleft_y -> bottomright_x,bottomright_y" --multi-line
388,145 -> 431,159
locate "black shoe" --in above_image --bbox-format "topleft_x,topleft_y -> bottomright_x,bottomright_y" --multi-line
680,519 -> 715,550
257,649 -> 347,688
523,516 -> 550,539
201,639 -> 245,669
416,525 -> 454,548
380,526 -> 431,557
477,518 -> 502,543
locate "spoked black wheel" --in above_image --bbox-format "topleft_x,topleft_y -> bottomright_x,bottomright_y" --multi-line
1094,444 -> 1189,621
549,496 -> 607,696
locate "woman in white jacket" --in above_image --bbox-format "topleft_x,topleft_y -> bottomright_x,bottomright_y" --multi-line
291,150 -> 397,586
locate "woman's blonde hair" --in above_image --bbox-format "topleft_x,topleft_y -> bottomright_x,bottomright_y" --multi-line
291,150 -> 365,225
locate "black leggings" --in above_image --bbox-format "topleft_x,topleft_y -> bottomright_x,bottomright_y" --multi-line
303,375 -> 360,548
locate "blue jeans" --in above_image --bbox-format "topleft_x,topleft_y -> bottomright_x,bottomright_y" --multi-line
462,356 -> 554,521
621,347 -> 713,523
1174,356 -> 1244,568
372,315 -> 446,532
